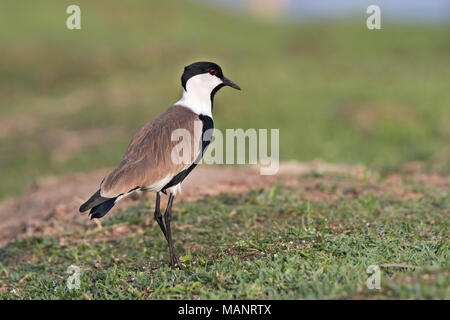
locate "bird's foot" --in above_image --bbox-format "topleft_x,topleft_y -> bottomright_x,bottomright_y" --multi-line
169,251 -> 183,270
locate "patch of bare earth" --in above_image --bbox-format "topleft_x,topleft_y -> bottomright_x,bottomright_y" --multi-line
0,161 -> 448,246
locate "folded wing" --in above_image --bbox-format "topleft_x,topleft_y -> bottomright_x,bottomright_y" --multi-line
100,105 -> 202,198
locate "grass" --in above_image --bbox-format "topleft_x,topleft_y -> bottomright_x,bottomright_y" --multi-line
0,0 -> 449,199
1,173 -> 448,299
0,0 -> 448,300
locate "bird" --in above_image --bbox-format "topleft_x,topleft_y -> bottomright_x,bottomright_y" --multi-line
79,61 -> 241,269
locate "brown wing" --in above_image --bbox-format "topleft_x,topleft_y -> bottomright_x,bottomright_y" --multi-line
100,105 -> 202,198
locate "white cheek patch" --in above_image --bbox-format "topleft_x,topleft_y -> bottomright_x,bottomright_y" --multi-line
175,73 -> 222,117
186,73 -> 222,93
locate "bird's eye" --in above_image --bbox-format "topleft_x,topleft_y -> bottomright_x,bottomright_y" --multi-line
209,69 -> 217,76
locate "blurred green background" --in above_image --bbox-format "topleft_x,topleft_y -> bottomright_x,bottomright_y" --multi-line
0,0 -> 449,200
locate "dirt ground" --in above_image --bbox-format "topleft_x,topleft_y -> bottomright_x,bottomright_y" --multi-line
0,161 -> 447,246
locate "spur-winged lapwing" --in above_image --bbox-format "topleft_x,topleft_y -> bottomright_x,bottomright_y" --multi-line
79,61 -> 240,269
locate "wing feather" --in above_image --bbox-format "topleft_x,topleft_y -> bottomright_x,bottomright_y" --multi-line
100,105 -> 201,198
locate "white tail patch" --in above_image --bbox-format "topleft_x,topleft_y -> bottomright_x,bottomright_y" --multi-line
114,189 -> 138,204
167,183 -> 182,196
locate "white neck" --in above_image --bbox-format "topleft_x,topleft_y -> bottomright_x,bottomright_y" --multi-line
175,89 -> 212,118
174,73 -> 222,118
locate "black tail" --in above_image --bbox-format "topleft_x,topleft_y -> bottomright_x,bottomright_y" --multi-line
79,189 -> 117,219
89,198 -> 116,219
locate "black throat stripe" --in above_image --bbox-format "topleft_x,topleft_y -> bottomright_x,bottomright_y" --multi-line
161,114 -> 214,192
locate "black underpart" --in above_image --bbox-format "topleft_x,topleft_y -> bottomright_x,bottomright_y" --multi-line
162,115 -> 214,193
181,61 -> 223,91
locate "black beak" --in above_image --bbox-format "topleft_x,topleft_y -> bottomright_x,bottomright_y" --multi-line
222,77 -> 241,90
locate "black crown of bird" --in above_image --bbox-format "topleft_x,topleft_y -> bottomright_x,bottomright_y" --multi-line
79,61 -> 241,269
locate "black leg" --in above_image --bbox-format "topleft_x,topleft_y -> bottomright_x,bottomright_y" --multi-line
164,193 -> 183,270
153,192 -> 167,239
